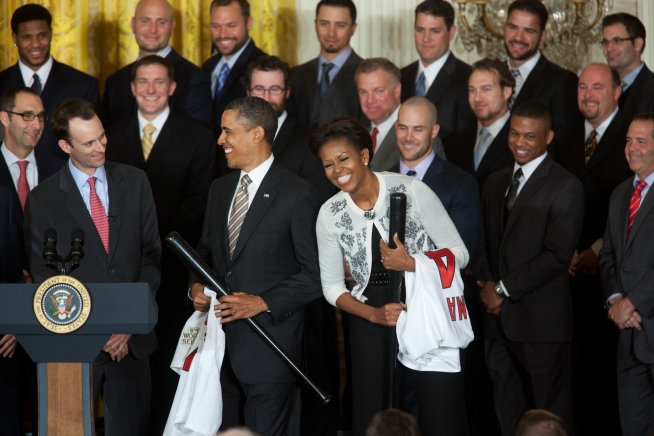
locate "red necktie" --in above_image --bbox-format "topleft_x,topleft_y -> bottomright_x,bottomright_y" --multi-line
88,177 -> 109,253
371,127 -> 379,153
628,180 -> 648,236
16,161 -> 29,211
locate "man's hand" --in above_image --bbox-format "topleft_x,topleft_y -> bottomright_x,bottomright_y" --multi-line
576,248 -> 599,276
379,233 -> 415,272
478,280 -> 503,317
23,270 -> 33,284
102,334 -> 131,362
191,283 -> 211,312
0,334 -> 18,358
216,292 -> 269,324
568,250 -> 580,277
621,311 -> 642,331
608,296 -> 637,328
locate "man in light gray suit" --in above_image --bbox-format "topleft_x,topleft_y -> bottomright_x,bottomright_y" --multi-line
600,112 -> 654,436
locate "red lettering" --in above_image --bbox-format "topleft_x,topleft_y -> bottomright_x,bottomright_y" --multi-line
182,348 -> 198,372
425,249 -> 456,289
456,296 -> 468,320
447,298 -> 456,321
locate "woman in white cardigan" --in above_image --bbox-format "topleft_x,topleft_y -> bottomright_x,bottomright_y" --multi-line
310,116 -> 470,436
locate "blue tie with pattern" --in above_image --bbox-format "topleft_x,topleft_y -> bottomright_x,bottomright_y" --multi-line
319,62 -> 335,100
214,63 -> 230,101
415,72 -> 426,97
31,74 -> 42,95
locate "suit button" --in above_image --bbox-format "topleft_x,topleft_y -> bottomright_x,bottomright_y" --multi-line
226,271 -> 232,277
109,269 -> 115,274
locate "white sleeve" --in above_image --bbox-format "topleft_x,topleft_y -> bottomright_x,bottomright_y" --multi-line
316,208 -> 350,306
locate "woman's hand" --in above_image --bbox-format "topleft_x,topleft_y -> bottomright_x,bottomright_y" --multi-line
369,302 -> 406,326
379,233 -> 415,272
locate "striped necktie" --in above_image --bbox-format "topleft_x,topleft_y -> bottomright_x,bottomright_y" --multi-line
88,177 -> 109,253
142,123 -> 156,161
628,180 -> 648,236
319,62 -> 334,100
228,174 -> 252,260
415,72 -> 426,97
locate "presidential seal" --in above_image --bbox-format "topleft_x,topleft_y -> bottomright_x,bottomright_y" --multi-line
33,276 -> 92,334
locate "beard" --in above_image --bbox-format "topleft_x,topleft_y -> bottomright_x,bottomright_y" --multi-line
504,40 -> 539,61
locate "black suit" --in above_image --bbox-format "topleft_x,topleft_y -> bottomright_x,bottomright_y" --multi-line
401,54 -> 476,142
24,162 -> 161,436
473,156 -> 584,435
619,64 -> 654,124
0,59 -> 100,160
102,48 -> 212,128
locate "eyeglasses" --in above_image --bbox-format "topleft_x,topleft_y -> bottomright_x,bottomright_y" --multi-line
5,111 -> 49,122
249,86 -> 286,96
599,37 -> 636,48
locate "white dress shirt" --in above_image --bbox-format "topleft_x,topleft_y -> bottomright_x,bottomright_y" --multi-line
1,143 -> 38,191
18,55 -> 53,89
275,110 -> 288,140
228,154 -> 275,217
585,107 -> 619,142
211,39 -> 252,95
417,51 -> 451,90
138,107 -> 170,143
508,51 -> 541,99
371,105 -> 400,147
68,159 -> 109,215
399,151 -> 435,181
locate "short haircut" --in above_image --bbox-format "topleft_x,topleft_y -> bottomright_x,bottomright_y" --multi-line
210,0 -> 250,17
316,0 -> 357,24
507,0 -> 548,33
582,63 -> 621,89
309,116 -> 372,159
512,100 -> 552,132
132,55 -> 175,82
515,409 -> 567,436
471,57 -> 516,93
0,86 -> 41,114
51,98 -> 98,145
415,0 -> 455,30
355,58 -> 401,84
401,97 -> 438,126
11,4 -> 52,34
602,13 -> 647,51
224,97 -> 278,146
241,55 -> 292,90
366,409 -> 421,436
632,112 -> 654,140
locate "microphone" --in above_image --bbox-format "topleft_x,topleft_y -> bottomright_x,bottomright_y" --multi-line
42,229 -> 58,268
68,229 -> 84,273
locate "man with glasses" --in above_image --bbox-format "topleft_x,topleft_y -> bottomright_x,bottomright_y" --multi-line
601,13 -> 654,125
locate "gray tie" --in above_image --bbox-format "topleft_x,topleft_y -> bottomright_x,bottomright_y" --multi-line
227,174 -> 252,260
474,128 -> 492,171
508,68 -> 522,110
319,62 -> 334,100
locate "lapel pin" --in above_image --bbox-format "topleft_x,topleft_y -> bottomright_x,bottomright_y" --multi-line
263,193 -> 269,198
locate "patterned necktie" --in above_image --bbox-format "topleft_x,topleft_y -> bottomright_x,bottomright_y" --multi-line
585,129 -> 598,164
319,62 -> 334,100
214,63 -> 230,100
31,74 -> 42,95
628,180 -> 648,236
415,72 -> 427,97
142,123 -> 156,161
474,128 -> 492,171
406,170 -> 417,177
371,127 -> 379,152
88,177 -> 109,253
508,68 -> 522,110
227,174 -> 252,260
504,168 -> 523,227
16,160 -> 29,211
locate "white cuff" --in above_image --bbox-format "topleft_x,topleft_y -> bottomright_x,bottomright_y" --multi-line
591,238 -> 603,257
499,280 -> 510,297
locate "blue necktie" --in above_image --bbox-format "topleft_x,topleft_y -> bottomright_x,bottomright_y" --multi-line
474,128 -> 492,171
31,74 -> 42,95
415,72 -> 426,97
214,63 -> 230,101
406,170 -> 417,177
319,62 -> 335,100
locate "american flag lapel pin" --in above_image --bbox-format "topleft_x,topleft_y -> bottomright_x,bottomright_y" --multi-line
263,193 -> 270,198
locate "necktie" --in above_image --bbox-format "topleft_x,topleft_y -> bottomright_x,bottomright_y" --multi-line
16,160 -> 29,211
371,127 -> 379,152
214,63 -> 230,100
508,68 -> 522,110
621,79 -> 627,92
474,128 -> 492,171
88,177 -> 109,253
415,72 -> 427,97
504,168 -> 523,227
406,170 -> 417,177
319,62 -> 335,100
628,180 -> 648,236
142,123 -> 156,161
585,130 -> 598,164
227,174 -> 252,260
31,74 -> 42,95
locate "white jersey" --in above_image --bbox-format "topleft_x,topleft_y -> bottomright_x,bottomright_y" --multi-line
397,250 -> 474,373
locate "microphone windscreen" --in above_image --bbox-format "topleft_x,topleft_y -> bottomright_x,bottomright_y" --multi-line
71,228 -> 84,243
44,228 -> 57,242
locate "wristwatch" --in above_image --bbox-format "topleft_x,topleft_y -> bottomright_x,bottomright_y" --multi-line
494,282 -> 504,297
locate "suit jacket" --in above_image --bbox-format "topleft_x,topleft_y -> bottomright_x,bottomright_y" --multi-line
400,54 -> 476,142
190,161 -> 322,384
0,59 -> 100,160
444,117 -> 514,193
291,50 -> 367,127
619,64 -> 654,125
24,162 -> 161,360
0,186 -> 22,283
371,126 -> 447,172
105,112 -> 216,248
473,156 -> 584,343
390,156 -> 479,257
102,48 -> 212,128
600,176 -> 654,363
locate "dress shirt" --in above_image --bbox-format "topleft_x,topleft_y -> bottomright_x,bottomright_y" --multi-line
622,62 -> 645,91
211,39 -> 252,95
227,154 -> 275,218
18,55 -> 53,89
275,110 -> 288,140
370,105 -> 400,147
317,46 -> 352,84
68,159 -> 109,215
584,107 -> 618,142
1,142 -> 38,191
137,106 -> 170,143
476,110 -> 511,159
417,51 -> 450,91
508,51 -> 541,99
137,44 -> 172,60
399,151 -> 435,181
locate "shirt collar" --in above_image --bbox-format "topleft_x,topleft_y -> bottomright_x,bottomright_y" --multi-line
371,105 -> 400,135
275,110 -> 288,140
1,142 -> 36,167
240,153 -> 274,189
138,106 -> 170,134
68,159 -> 108,191
225,39 -> 252,69
138,44 -> 172,60
477,110 -> 511,139
513,151 -> 547,181
18,55 -> 54,88
584,106 -> 619,141
635,170 -> 654,188
418,51 -> 450,86
622,62 -> 645,90
399,151 -> 435,180
319,46 -> 352,70
509,50 -> 541,80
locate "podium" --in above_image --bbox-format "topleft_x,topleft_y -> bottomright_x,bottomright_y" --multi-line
0,281 -> 157,436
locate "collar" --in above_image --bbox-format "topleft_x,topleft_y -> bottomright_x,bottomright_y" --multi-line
477,110 -> 511,138
319,46 -> 352,70
513,151 -> 547,181
585,106 -> 619,141
622,62 -> 645,90
634,170 -> 654,189
399,151 -> 435,180
418,51 -> 450,86
508,51 -> 541,80
1,142 -> 36,167
138,106 -> 170,134
138,44 -> 172,60
225,38 -> 252,69
275,110 -> 288,140
371,105 -> 400,137
240,153 -> 274,189
18,55 -> 54,88
68,159 -> 108,190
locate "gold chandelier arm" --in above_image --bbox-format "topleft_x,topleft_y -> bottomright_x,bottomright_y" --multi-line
457,3 -> 475,33
481,5 -> 504,39
582,0 -> 605,32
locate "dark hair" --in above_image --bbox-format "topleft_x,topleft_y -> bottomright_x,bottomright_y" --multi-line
51,98 -> 98,145
316,0 -> 357,24
224,97 -> 278,146
632,112 -> 654,140
355,58 -> 401,84
507,0 -> 548,33
309,116 -> 373,159
415,0 -> 455,30
366,409 -> 421,436
241,56 -> 292,90
515,409 -> 566,436
0,86 -> 40,113
602,13 -> 647,51
512,100 -> 552,131
210,0 -> 250,17
471,58 -> 516,93
132,55 -> 175,82
11,4 -> 52,34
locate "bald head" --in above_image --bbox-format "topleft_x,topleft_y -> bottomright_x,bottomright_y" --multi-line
395,97 -> 439,166
400,97 -> 437,126
132,0 -> 176,57
578,63 -> 621,128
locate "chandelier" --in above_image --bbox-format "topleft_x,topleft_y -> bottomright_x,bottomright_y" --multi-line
453,0 -> 614,73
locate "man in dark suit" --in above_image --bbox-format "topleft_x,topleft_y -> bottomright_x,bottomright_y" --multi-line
204,0 -> 267,141
25,98 -> 161,435
600,113 -> 654,436
473,101 -> 584,435
0,4 -> 100,160
602,13 -> 654,125
400,0 -> 475,143
104,55 -> 216,435
102,0 -> 212,128
188,97 -> 322,436
445,58 -> 515,195
290,0 -> 365,127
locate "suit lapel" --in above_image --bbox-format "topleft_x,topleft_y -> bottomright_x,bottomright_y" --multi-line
319,52 -> 359,110
145,114 -> 178,167
493,167 -> 512,245
0,158 -> 17,197
372,126 -> 396,168
40,60 -> 67,109
7,64 -> 25,86
125,117 -> 146,167
581,111 -> 625,178
105,165 -> 125,264
477,120 -> 510,178
626,181 -> 654,251
220,173 -> 240,262
272,117 -> 294,158
425,54 -> 456,105
513,55 -> 547,108
422,157 -> 444,190
401,62 -> 419,101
